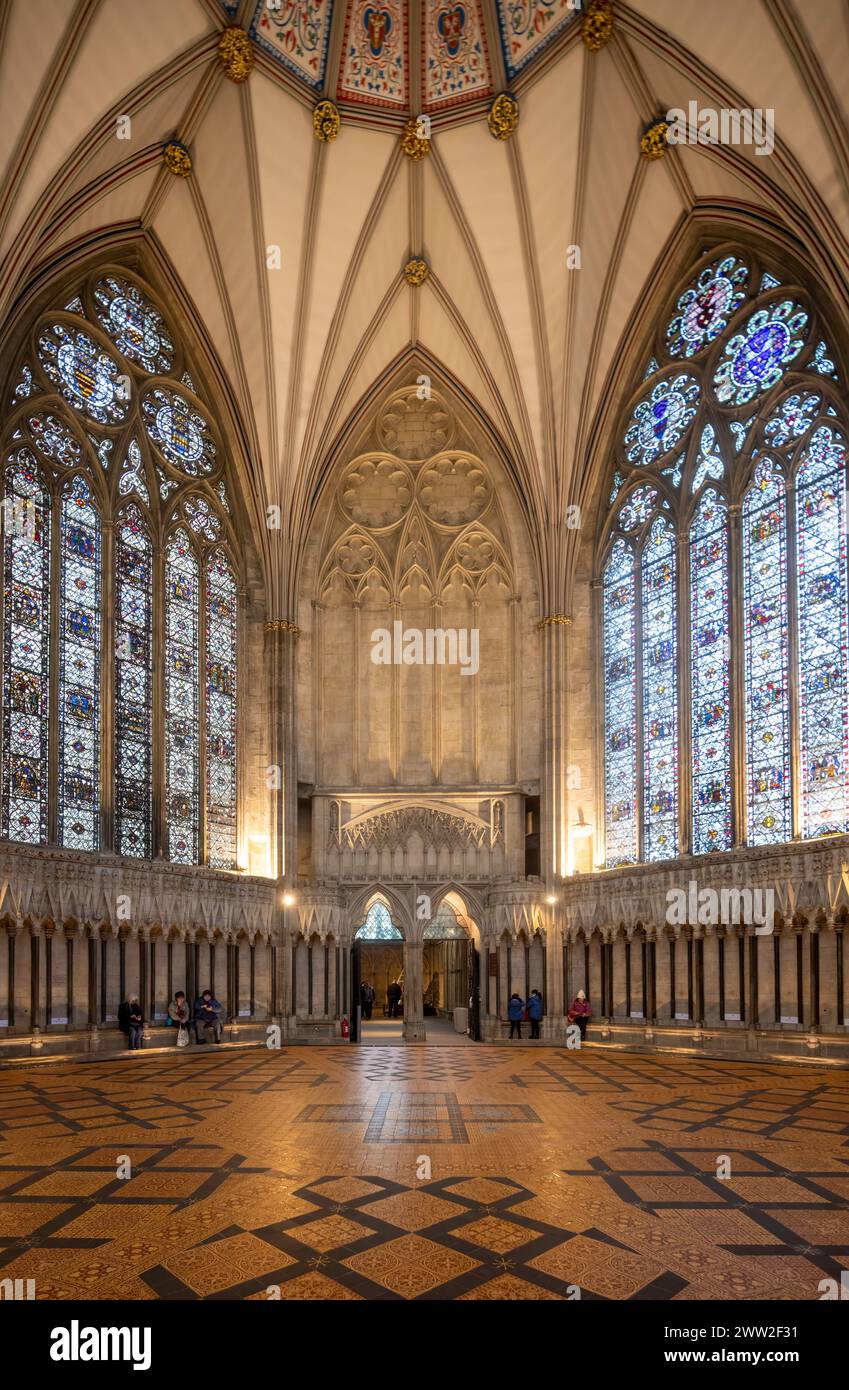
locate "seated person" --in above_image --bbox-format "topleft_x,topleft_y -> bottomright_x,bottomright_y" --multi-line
193,990 -> 224,1043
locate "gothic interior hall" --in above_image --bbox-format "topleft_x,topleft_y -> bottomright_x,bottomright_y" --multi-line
1,0 -> 849,1335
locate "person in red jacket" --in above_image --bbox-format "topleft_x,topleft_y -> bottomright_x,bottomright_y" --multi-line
567,989 -> 591,1041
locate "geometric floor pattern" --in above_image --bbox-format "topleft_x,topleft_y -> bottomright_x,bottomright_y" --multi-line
1,1045 -> 847,1299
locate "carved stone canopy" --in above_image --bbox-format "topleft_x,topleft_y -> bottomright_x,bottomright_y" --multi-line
343,805 -> 489,852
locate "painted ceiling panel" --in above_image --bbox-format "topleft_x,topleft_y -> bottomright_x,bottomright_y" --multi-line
422,0 -> 493,112
495,0 -> 579,81
249,0 -> 335,91
338,0 -> 409,109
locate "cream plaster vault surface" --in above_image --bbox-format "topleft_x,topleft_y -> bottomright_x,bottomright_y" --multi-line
0,1044 -> 847,1300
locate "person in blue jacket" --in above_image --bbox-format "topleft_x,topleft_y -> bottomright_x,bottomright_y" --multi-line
508,992 -> 525,1039
527,988 -> 544,1039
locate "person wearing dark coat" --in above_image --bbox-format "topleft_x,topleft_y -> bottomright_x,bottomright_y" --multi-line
507,992 -> 525,1039
527,988 -> 544,1039
568,990 -> 591,1041
118,996 -> 144,1050
360,981 -> 375,1020
386,980 -> 402,1019
193,990 -> 224,1043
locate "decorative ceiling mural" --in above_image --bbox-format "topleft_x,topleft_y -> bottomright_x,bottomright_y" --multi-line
338,1 -> 408,109
495,0 -> 579,80
250,0 -> 335,91
422,2 -> 493,112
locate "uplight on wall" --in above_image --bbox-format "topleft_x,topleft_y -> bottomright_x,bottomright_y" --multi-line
569,808 -> 594,875
246,834 -> 271,878
282,892 -> 296,908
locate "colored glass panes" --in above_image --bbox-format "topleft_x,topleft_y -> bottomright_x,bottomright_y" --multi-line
206,550 -> 237,870
115,506 -> 152,858
618,485 -> 657,532
1,454 -> 51,843
763,392 -> 821,449
58,474 -> 101,850
714,300 -> 808,406
93,275 -> 174,374
742,459 -> 791,844
142,387 -> 216,475
641,518 -> 677,860
27,413 -> 81,467
38,324 -> 128,425
690,490 -> 732,853
796,426 -> 849,836
624,374 -> 699,467
665,254 -> 748,359
355,901 -> 403,940
603,540 -> 638,864
691,424 -> 724,493
165,530 -> 199,863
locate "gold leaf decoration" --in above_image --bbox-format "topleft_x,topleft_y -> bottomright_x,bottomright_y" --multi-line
218,26 -> 254,83
313,100 -> 341,143
163,141 -> 192,177
487,93 -> 519,141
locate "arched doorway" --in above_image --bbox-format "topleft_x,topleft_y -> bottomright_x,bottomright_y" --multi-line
423,899 -> 480,1041
351,900 -> 404,1043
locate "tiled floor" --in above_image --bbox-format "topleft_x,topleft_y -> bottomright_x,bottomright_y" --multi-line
0,1044 -> 847,1300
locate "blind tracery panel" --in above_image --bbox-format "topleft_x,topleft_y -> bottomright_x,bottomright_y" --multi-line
1,266 -> 240,867
601,246 -> 848,865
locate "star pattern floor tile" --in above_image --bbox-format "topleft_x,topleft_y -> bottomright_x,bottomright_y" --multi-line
0,1044 -> 847,1299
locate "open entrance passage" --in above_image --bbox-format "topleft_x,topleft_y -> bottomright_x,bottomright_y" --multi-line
423,902 -> 478,1042
351,901 -> 405,1044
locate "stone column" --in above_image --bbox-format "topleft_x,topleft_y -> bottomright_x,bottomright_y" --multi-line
703,927 -> 721,1025
819,926 -> 839,1031
757,930 -> 776,1027
654,930 -> 671,1021
779,927 -> 797,1024
673,933 -> 689,1020
402,939 -> 426,1041
612,937 -> 627,1017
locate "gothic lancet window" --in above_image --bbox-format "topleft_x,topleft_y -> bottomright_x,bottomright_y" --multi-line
1,266 -> 241,867
601,246 -> 848,864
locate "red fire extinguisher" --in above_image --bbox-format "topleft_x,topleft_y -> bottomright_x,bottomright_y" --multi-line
341,1015 -> 349,1039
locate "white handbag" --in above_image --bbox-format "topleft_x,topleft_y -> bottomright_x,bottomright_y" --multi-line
177,1024 -> 189,1047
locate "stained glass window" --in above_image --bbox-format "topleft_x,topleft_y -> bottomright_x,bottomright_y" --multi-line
2,267 -> 239,867
355,901 -> 403,941
93,275 -> 174,374
115,505 -> 153,858
624,374 -> 699,466
603,248 -> 849,866
142,387 -> 216,475
742,458 -> 791,844
665,254 -> 748,359
58,474 -> 101,850
617,485 -> 657,531
603,540 -> 638,864
423,902 -> 469,939
714,300 -> 808,406
690,490 -> 732,853
1,453 -> 51,843
37,324 -> 128,425
206,550 -> 237,870
796,426 -> 849,836
641,518 -> 677,860
165,530 -> 200,864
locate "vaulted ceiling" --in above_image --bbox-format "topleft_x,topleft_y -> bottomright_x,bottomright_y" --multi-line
1,0 -> 848,614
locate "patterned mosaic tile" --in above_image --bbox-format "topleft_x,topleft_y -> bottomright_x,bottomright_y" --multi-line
1,1046 -> 847,1300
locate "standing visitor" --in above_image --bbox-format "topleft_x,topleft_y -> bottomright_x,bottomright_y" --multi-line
508,992 -> 525,1039
386,979 -> 402,1019
360,981 -> 375,1020
527,988 -> 544,1039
